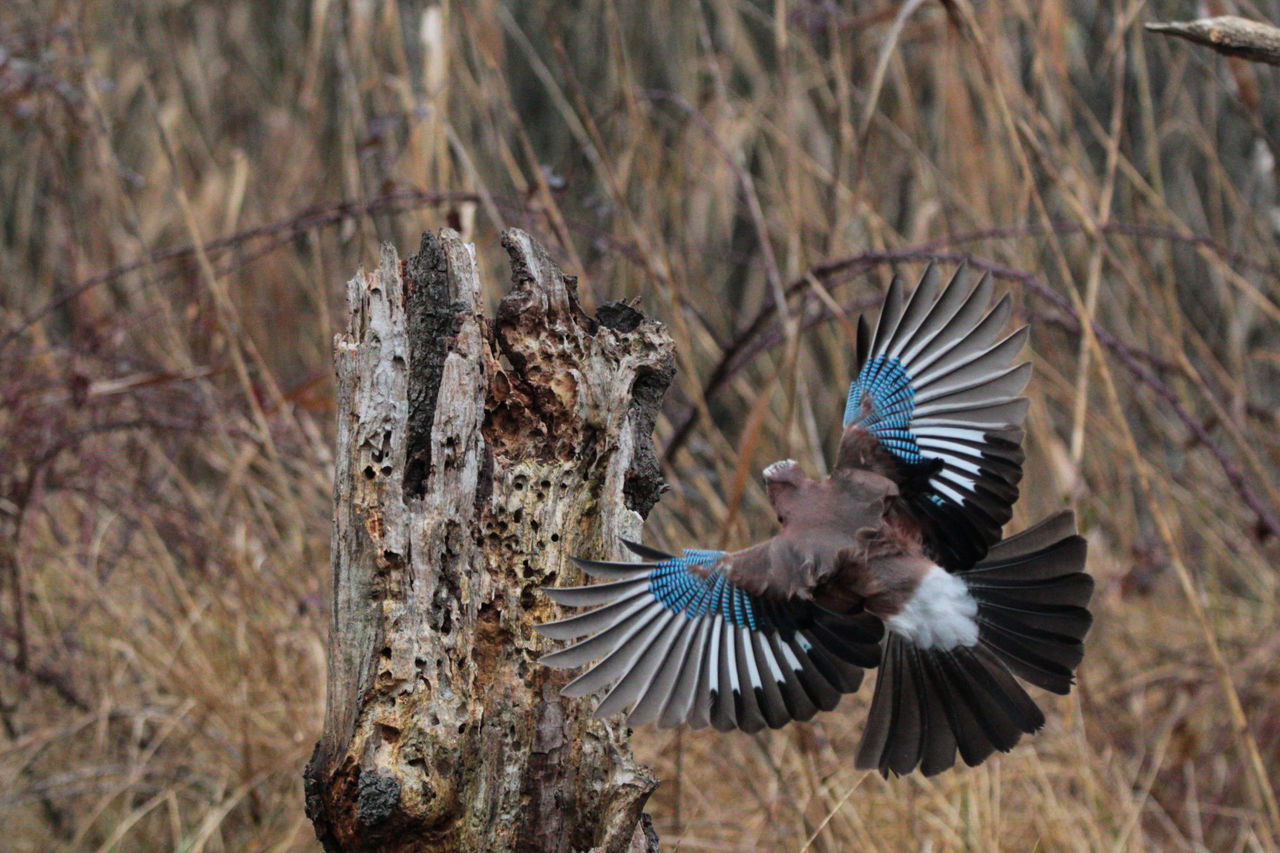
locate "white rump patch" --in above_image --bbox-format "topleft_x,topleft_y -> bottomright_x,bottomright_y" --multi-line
886,566 -> 979,650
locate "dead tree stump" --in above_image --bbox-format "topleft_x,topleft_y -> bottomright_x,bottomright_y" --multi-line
304,228 -> 673,852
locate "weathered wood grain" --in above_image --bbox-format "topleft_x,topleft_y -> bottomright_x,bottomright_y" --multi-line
305,228 -> 673,852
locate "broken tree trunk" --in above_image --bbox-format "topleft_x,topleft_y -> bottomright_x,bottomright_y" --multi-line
304,228 -> 673,852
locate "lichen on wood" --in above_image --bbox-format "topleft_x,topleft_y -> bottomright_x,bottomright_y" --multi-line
305,228 -> 674,852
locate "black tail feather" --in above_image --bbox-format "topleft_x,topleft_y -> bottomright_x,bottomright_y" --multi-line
913,648 -> 957,776
964,518 -> 1092,695
856,513 -> 1091,776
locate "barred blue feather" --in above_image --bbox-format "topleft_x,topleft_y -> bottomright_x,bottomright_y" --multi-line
648,550 -> 757,630
844,355 -> 922,464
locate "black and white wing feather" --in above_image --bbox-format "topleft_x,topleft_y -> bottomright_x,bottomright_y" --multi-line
845,264 -> 1030,569
537,541 -> 882,733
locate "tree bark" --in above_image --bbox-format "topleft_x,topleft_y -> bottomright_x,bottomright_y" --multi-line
304,228 -> 673,852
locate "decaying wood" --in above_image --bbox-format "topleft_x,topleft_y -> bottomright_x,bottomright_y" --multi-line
304,228 -> 674,852
1146,16 -> 1280,67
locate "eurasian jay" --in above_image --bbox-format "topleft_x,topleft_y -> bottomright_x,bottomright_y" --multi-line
536,264 -> 1093,776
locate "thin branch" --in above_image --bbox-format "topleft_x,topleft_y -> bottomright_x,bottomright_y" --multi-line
1146,16 -> 1280,67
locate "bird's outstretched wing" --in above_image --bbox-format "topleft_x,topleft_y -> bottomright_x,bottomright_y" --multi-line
845,263 -> 1030,569
536,540 -> 882,733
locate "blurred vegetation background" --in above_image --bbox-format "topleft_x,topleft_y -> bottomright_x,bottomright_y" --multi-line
3,1 -> 1280,850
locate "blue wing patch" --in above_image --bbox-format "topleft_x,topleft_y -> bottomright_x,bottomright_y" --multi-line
843,354 -> 922,465
649,550 -> 758,630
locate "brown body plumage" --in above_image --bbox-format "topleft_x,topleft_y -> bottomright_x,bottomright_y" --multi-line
712,426 -> 933,622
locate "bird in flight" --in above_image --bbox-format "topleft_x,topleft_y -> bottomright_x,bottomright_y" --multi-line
536,264 -> 1093,776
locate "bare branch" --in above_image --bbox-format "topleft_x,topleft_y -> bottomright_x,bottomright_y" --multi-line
1146,16 -> 1280,67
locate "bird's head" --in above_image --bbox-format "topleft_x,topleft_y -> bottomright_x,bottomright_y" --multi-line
762,458 -> 803,487
762,459 -> 808,523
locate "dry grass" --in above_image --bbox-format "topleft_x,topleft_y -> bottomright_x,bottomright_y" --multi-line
3,0 -> 1280,850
